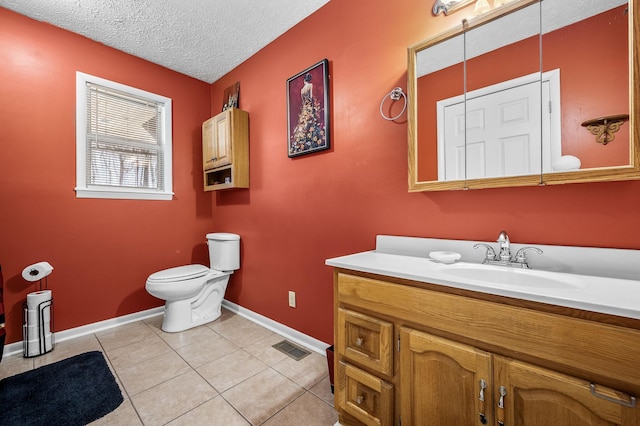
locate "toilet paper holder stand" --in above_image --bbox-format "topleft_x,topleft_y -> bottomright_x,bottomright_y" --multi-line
22,276 -> 55,358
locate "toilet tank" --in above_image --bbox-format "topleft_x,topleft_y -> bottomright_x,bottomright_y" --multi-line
206,233 -> 240,271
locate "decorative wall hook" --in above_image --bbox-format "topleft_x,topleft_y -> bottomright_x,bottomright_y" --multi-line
581,114 -> 629,145
380,87 -> 407,121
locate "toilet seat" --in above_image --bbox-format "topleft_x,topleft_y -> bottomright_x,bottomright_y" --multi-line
147,264 -> 211,283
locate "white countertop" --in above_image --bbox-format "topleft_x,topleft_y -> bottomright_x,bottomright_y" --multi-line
326,250 -> 640,320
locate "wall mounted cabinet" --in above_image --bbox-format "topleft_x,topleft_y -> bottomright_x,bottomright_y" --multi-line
332,271 -> 640,425
202,108 -> 249,191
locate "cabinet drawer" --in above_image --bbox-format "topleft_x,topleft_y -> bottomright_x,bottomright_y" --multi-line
338,308 -> 393,376
337,361 -> 394,426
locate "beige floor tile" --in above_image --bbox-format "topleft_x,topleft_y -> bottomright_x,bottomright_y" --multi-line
33,334 -> 102,368
222,368 -> 305,425
131,370 -> 217,426
105,334 -> 172,370
89,399 -> 142,425
143,315 -> 164,334
158,324 -> 220,349
309,375 -> 336,407
167,395 -> 251,426
242,333 -> 290,366
117,350 -> 192,396
262,392 -> 338,426
272,352 -> 329,389
209,314 -> 275,348
96,320 -> 157,351
175,333 -> 238,368
197,349 -> 267,392
0,353 -> 33,379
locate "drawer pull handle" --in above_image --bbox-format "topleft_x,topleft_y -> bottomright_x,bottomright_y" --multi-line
355,337 -> 364,347
356,395 -> 365,405
590,384 -> 637,408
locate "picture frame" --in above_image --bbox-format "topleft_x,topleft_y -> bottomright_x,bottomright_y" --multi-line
286,59 -> 330,157
222,81 -> 240,111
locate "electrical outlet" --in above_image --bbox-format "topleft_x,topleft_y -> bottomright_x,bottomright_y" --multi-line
288,291 -> 296,308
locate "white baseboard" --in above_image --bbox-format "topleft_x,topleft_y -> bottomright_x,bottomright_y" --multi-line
1,307 -> 164,359
221,300 -> 331,356
2,300 -> 331,360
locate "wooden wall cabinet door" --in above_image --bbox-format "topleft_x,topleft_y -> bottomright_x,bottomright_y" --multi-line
495,356 -> 639,426
203,110 -> 231,170
202,108 -> 249,190
399,327 -> 493,426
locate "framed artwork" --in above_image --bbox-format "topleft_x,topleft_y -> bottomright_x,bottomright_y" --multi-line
222,81 -> 240,111
287,59 -> 330,157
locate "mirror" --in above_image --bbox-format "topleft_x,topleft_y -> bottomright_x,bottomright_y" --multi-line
408,0 -> 638,191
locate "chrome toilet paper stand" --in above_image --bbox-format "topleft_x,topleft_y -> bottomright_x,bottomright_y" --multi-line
22,276 -> 55,358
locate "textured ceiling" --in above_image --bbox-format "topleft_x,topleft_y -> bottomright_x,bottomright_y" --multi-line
1,0 -> 330,83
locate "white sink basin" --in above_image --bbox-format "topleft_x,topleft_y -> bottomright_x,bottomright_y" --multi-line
438,263 -> 584,289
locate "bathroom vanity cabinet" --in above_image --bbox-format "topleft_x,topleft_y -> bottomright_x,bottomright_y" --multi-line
202,108 -> 249,191
332,270 -> 640,426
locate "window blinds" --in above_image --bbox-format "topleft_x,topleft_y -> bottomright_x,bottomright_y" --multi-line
85,82 -> 164,190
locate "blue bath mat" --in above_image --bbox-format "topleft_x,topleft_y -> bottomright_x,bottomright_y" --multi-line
0,351 -> 123,425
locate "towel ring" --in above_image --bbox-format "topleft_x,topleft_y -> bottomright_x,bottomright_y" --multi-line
380,87 -> 407,121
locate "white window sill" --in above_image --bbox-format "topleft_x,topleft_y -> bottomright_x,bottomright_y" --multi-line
75,187 -> 174,201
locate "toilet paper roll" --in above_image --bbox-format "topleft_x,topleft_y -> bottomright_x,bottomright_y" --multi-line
26,306 -> 51,325
21,261 -> 53,282
25,321 -> 51,340
27,290 -> 52,311
26,332 -> 53,356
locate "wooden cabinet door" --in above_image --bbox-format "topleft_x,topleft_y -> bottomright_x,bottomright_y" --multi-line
494,356 -> 639,426
399,327 -> 493,426
202,110 -> 232,170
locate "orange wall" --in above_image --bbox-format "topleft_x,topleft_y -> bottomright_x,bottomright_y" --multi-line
211,0 -> 640,345
0,8 -> 213,344
2,1 -> 640,348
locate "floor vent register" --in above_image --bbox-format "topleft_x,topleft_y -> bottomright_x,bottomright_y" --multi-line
272,340 -> 311,361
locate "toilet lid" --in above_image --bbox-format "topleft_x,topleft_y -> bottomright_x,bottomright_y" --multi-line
148,264 -> 210,282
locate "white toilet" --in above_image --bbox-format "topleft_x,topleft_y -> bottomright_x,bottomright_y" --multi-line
145,233 -> 240,332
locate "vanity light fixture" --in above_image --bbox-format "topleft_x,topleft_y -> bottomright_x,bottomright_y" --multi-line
581,114 -> 629,145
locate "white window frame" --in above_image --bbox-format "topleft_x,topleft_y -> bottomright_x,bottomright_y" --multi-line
75,72 -> 173,200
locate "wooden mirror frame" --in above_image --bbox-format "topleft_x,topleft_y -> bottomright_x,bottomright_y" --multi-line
407,0 -> 639,192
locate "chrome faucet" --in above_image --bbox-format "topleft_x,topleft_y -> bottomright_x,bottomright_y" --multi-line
497,230 -> 511,262
473,231 -> 543,269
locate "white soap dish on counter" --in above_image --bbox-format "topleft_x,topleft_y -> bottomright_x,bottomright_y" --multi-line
429,251 -> 462,264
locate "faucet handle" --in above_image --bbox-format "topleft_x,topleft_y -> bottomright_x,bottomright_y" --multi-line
473,243 -> 497,263
514,247 -> 543,267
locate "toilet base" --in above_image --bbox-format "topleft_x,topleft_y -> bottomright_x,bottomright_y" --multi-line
161,302 -> 222,332
159,278 -> 228,333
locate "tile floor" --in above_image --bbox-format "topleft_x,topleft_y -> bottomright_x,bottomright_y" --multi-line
0,308 -> 338,425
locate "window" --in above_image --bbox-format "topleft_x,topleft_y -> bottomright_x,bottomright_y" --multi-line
75,72 -> 173,200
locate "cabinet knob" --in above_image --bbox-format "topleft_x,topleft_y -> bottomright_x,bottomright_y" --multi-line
356,395 -> 364,405
355,337 -> 364,347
